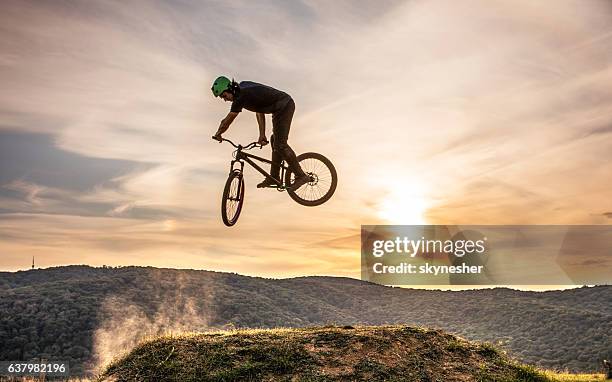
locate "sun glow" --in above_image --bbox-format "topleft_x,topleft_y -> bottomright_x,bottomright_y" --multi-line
377,180 -> 429,224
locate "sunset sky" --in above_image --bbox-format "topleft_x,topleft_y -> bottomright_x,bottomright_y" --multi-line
1,0 -> 611,281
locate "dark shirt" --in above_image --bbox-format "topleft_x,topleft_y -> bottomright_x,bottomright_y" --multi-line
230,81 -> 291,114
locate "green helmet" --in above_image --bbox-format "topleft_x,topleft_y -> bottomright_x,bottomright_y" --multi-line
211,76 -> 231,97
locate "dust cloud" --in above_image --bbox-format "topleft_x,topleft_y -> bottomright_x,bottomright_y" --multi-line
91,270 -> 218,372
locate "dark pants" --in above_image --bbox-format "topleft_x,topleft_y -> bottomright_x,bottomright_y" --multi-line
270,98 -> 304,179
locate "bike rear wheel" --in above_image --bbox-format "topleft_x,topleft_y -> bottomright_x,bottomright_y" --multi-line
286,152 -> 337,207
221,170 -> 245,226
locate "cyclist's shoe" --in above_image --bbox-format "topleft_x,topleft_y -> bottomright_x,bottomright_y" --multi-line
289,174 -> 310,191
257,178 -> 278,188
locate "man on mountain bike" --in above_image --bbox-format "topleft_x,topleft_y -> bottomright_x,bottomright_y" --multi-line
211,76 -> 310,191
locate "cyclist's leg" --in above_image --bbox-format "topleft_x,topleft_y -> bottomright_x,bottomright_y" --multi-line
272,99 -> 306,178
257,134 -> 283,188
269,135 -> 281,180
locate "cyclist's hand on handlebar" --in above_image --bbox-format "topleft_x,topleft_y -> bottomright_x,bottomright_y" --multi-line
258,135 -> 269,147
212,134 -> 222,142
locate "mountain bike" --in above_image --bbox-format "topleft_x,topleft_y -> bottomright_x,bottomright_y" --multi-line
214,137 -> 337,226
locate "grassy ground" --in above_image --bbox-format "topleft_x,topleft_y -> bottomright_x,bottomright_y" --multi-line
1,377 -> 605,382
0,373 -> 606,381
94,325 -> 609,382
3,326 -> 606,381
545,372 -> 607,381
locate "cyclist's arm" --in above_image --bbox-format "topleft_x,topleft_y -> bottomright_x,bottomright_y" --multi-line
215,112 -> 238,137
256,113 -> 266,138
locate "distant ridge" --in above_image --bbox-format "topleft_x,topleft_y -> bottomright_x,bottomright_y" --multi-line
0,266 -> 610,375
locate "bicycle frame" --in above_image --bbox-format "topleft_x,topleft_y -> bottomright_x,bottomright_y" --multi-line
230,145 -> 289,190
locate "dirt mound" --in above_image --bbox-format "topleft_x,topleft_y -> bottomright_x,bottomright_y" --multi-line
98,325 -> 550,381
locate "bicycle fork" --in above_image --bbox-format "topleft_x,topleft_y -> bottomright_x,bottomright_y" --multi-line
229,159 -> 245,201
230,158 -> 244,175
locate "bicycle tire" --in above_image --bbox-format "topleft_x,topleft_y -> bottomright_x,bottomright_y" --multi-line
221,170 -> 245,226
285,152 -> 337,207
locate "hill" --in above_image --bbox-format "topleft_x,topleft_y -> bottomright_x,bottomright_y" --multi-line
0,266 -> 610,375
98,325 -> 552,382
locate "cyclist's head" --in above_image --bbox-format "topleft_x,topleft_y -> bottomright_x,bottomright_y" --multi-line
211,76 -> 238,100
220,91 -> 233,102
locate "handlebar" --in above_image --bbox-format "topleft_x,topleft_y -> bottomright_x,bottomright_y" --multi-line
212,136 -> 264,150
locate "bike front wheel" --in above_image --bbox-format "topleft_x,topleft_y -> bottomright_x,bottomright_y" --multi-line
221,170 -> 245,226
286,152 -> 337,207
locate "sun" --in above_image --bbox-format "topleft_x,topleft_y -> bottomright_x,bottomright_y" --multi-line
377,182 -> 428,224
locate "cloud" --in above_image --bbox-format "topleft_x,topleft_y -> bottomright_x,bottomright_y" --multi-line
0,130 -> 150,191
0,130 -> 175,219
311,233 -> 360,251
576,258 -> 610,267
586,125 -> 612,137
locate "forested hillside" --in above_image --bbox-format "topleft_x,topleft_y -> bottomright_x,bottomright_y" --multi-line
0,266 -> 610,375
